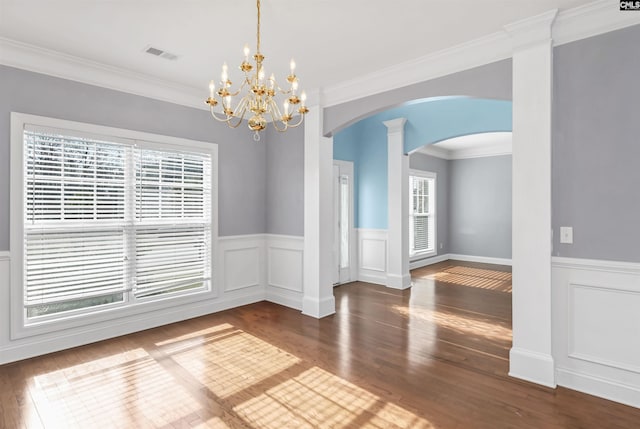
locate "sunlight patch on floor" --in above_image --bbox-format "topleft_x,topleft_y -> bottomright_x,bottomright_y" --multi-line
392,304 -> 512,342
418,266 -> 512,293
234,366 -> 434,429
33,348 -> 202,428
171,329 -> 301,399
29,324 -> 437,428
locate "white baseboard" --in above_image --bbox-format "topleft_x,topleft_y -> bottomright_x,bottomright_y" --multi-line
302,295 -> 336,319
509,347 -> 556,388
386,273 -> 411,290
357,272 -> 387,286
448,253 -> 512,266
266,289 -> 302,311
556,368 -> 640,409
409,253 -> 450,270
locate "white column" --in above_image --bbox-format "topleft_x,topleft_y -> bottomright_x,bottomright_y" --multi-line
504,9 -> 558,388
384,118 -> 411,290
303,100 -> 336,318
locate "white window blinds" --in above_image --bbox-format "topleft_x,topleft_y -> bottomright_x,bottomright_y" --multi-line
409,174 -> 435,256
23,126 -> 212,320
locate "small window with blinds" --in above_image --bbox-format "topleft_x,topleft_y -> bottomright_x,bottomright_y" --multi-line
18,121 -> 214,323
409,172 -> 436,257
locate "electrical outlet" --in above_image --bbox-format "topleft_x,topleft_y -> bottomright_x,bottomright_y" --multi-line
560,227 -> 573,244
439,242 -> 443,249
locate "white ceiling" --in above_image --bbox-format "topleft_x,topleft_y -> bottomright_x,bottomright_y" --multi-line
0,0 -> 593,93
418,132 -> 512,159
434,132 -> 512,152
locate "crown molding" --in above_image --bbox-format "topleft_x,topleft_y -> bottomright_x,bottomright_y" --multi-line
553,0 -> 640,45
323,0 -> 640,108
2,2 -> 638,111
504,9 -> 558,49
322,31 -> 513,108
415,144 -> 451,160
415,137 -> 512,160
0,37 -> 206,111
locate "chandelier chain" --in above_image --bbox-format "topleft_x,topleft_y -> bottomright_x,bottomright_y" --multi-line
256,0 -> 261,54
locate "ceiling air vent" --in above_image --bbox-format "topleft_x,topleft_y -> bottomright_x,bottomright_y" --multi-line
143,45 -> 179,61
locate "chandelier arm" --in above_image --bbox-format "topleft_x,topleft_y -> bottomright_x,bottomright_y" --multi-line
271,119 -> 289,133
287,113 -> 305,128
225,106 -> 248,128
209,106 -> 234,122
267,99 -> 289,132
233,97 -> 249,119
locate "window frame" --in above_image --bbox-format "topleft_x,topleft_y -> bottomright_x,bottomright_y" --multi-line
10,112 -> 219,340
409,169 -> 437,260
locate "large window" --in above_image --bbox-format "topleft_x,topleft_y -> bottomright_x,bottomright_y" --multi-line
11,114 -> 216,333
409,171 -> 436,257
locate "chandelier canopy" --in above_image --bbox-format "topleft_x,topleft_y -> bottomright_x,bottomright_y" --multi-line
206,0 -> 308,141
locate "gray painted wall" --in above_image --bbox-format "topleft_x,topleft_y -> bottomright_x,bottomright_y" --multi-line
323,59 -> 513,136
449,155 -> 512,259
0,65 -> 267,250
552,24 -> 640,262
409,152 -> 450,256
266,125 -> 304,236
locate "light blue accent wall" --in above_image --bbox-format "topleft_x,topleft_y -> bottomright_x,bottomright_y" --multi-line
334,97 -> 512,230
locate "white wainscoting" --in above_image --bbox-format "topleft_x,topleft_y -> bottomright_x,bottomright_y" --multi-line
218,234 -> 266,295
266,235 -> 305,310
552,257 -> 640,408
357,229 -> 388,285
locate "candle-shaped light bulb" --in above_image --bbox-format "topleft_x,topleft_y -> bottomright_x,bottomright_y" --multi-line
221,62 -> 228,83
289,58 -> 296,74
283,100 -> 290,115
269,73 -> 275,89
292,80 -> 299,93
243,44 -> 250,61
224,95 -> 231,107
258,66 -> 265,82
209,80 -> 215,98
300,91 -> 307,106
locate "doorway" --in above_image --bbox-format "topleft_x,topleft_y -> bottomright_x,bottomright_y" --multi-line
333,160 -> 354,285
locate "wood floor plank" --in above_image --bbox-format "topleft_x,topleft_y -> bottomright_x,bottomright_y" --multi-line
1,260 -> 639,428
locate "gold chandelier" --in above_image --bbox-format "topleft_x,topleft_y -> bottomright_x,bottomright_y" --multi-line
206,0 -> 308,141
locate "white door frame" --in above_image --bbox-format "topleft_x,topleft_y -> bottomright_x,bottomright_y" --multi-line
333,160 -> 355,285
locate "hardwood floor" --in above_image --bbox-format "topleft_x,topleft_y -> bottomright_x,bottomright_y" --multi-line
2,260 -> 639,428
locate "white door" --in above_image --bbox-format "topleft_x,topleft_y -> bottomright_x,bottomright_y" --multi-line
333,161 -> 354,285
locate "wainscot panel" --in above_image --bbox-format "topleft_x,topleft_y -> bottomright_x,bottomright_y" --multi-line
266,235 -> 304,310
552,257 -> 640,408
357,229 -> 388,285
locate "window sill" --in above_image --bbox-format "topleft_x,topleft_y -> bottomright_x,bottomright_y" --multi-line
12,286 -> 218,341
410,250 -> 437,262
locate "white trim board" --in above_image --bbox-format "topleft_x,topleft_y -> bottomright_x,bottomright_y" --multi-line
409,253 -> 450,270
448,253 -> 512,266
556,368 -> 640,410
0,251 -> 9,261
323,0 -> 640,107
552,256 -> 640,274
416,139 -> 512,160
1,2 -> 638,111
